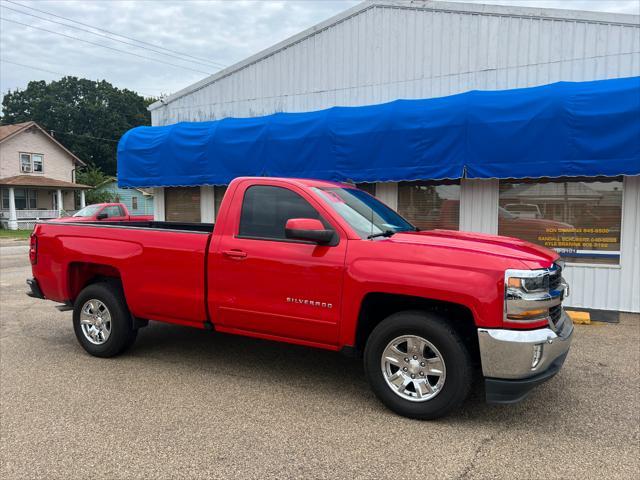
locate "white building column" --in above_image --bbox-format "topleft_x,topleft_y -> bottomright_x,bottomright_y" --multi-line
7,187 -> 18,230
80,190 -> 86,208
200,186 -> 215,223
459,178 -> 499,234
153,187 -> 165,221
56,189 -> 63,217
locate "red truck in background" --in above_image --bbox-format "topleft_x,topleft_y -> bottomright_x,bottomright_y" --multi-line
27,177 -> 573,419
51,203 -> 153,223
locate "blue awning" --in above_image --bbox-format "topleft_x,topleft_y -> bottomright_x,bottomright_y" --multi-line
118,77 -> 640,187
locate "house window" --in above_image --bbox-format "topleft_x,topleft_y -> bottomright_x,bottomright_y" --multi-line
132,196 -> 138,210
8,189 -> 37,209
20,154 -> 32,173
498,178 -> 623,265
397,181 -> 461,231
32,154 -> 43,172
19,153 -> 44,173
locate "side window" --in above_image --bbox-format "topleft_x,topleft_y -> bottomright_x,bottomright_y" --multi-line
239,185 -> 323,240
103,206 -> 124,218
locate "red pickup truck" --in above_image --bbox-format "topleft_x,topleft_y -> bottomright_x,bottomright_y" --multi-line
27,177 -> 572,419
52,202 -> 153,223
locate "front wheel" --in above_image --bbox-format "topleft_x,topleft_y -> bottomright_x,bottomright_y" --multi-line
72,281 -> 137,358
364,310 -> 472,420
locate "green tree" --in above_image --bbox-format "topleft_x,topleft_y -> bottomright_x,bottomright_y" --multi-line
76,165 -> 115,204
1,77 -> 156,175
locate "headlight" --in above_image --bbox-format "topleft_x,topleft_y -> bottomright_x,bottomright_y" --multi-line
507,274 -> 548,293
504,269 -> 552,325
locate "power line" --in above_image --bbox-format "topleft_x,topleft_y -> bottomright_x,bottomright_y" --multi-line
3,0 -> 227,69
1,3 -> 224,70
1,17 -> 214,76
50,130 -> 120,143
0,59 -> 164,98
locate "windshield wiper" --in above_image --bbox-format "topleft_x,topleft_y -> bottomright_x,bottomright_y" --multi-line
367,230 -> 396,239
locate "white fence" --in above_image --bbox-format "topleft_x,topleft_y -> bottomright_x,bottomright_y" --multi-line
0,209 -> 59,220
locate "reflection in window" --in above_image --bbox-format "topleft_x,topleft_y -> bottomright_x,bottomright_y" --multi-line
498,179 -> 623,264
397,181 -> 460,231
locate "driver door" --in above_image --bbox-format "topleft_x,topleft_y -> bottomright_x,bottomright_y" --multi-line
209,182 -> 347,345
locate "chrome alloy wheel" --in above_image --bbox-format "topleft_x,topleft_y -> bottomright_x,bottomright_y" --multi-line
79,299 -> 112,345
381,335 -> 446,402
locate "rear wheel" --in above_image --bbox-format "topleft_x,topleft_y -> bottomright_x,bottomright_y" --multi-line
364,310 -> 472,419
73,282 -> 137,357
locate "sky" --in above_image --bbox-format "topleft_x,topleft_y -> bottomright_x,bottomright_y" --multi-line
1,0 -> 638,101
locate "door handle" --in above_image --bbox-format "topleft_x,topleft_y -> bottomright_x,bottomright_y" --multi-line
222,249 -> 247,259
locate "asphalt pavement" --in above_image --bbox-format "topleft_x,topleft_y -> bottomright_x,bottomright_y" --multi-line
1,242 -> 639,479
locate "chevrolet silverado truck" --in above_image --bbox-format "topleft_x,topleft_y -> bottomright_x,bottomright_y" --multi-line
51,202 -> 153,223
27,177 -> 573,419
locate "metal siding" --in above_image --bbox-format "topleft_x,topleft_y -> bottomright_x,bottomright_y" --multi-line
152,5 -> 640,125
459,179 -> 499,234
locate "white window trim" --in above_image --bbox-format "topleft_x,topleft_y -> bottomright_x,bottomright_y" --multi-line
19,152 -> 45,174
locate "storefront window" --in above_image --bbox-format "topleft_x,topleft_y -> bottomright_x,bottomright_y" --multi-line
498,179 -> 623,264
397,181 -> 460,231
355,183 -> 376,196
165,187 -> 201,222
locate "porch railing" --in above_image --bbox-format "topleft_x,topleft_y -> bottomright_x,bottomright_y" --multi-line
0,209 -> 74,219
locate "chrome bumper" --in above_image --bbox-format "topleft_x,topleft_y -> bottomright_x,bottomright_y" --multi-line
478,310 -> 574,380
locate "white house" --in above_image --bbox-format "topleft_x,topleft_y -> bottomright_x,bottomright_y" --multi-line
0,121 -> 91,229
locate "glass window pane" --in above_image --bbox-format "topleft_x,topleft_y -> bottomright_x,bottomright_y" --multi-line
355,183 -> 376,196
1,189 -> 8,209
14,189 -> 26,209
165,187 -> 201,222
28,190 -> 37,209
239,186 -> 320,240
32,154 -> 43,172
20,154 -> 31,172
498,180 -> 623,265
397,181 -> 460,231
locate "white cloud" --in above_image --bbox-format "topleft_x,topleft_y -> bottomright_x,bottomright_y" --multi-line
0,0 -> 637,100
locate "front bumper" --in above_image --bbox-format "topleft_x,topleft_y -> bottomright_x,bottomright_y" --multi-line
478,310 -> 573,403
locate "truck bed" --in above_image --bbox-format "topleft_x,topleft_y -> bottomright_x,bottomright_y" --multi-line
33,220 -> 213,327
51,220 -> 214,233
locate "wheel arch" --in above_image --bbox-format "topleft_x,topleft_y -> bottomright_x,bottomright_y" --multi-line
355,292 -> 480,365
67,262 -> 123,304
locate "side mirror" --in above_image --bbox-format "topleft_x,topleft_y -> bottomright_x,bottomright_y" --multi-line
285,218 -> 334,244
96,213 -> 108,220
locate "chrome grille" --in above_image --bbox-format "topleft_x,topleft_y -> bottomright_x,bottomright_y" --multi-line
549,264 -> 562,291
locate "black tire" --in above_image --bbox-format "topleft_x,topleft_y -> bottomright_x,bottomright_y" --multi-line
364,310 -> 472,420
72,281 -> 137,358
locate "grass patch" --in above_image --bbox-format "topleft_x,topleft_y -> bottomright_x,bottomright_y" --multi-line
0,229 -> 33,239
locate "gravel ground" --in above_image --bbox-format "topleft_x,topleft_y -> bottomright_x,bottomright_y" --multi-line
1,244 -> 639,479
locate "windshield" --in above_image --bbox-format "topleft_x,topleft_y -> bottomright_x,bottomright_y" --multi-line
73,205 -> 102,217
313,187 -> 415,239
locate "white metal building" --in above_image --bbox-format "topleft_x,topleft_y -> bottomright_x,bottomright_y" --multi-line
147,0 -> 640,313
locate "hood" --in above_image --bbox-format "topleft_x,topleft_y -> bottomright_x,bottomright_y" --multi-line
383,229 -> 558,269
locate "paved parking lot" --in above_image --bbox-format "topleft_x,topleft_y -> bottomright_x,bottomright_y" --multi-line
1,241 -> 639,479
